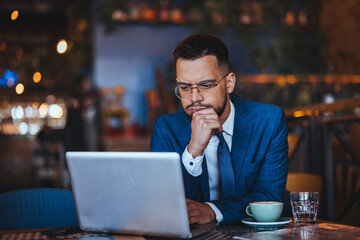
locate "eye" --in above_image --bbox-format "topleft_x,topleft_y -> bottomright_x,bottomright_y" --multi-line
198,83 -> 214,89
178,84 -> 191,91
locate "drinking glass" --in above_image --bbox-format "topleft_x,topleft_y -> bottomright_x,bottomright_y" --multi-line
290,192 -> 319,224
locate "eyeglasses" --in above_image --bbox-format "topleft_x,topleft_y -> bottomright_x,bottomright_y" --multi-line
174,73 -> 229,100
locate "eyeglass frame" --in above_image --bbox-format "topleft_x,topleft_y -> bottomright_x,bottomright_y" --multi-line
174,73 -> 230,100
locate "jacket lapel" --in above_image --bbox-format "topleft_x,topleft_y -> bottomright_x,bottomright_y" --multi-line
178,111 -> 192,148
231,96 -> 253,189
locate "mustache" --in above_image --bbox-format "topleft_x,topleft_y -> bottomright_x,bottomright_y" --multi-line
185,103 -> 213,110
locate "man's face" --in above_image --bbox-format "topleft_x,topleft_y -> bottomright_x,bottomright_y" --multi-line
176,55 -> 228,120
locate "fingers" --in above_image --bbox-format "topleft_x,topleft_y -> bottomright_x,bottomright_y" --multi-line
188,108 -> 222,157
196,119 -> 222,132
192,108 -> 222,129
186,198 -> 196,212
188,216 -> 199,225
192,108 -> 220,120
186,199 -> 215,225
186,199 -> 201,224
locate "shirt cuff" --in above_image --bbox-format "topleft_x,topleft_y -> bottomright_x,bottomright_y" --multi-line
205,202 -> 224,223
182,146 -> 204,177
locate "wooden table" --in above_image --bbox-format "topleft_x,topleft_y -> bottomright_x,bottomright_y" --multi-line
217,219 -> 360,240
1,219 -> 360,240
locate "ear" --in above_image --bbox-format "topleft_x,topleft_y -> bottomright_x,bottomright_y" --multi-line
226,72 -> 236,94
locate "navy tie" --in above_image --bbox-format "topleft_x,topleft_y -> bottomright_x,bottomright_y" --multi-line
216,132 -> 235,199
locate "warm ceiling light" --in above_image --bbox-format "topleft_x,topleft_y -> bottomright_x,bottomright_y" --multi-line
57,39 -> 68,54
293,111 -> 305,118
287,75 -> 297,84
277,76 -> 287,87
11,10 -> 19,21
32,102 -> 39,108
39,103 -> 49,118
33,71 -> 41,83
15,83 -> 24,95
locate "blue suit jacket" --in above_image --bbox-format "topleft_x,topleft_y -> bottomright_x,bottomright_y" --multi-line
150,95 -> 288,224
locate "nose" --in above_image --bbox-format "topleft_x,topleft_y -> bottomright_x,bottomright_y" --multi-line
190,87 -> 203,102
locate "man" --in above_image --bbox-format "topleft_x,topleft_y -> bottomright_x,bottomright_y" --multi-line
150,34 -> 288,225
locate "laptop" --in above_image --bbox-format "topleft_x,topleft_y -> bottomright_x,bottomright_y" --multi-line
66,151 -> 218,238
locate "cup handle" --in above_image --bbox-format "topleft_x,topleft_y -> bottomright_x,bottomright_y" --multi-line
246,206 -> 253,217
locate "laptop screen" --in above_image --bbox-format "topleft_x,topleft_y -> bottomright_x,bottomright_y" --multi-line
66,152 -> 192,238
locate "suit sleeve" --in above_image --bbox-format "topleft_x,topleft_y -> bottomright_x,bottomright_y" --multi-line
150,118 -> 205,201
150,119 -> 171,152
211,108 -> 288,224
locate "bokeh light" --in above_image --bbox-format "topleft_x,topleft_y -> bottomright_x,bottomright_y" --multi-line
28,124 -> 40,135
33,72 -> 41,83
46,95 -> 56,104
7,78 -> 14,87
57,39 -> 68,54
39,103 -> 49,118
48,104 -> 63,119
0,42 -> 6,51
18,122 -> 28,135
25,106 -> 36,118
32,102 -> 39,108
4,69 -> 18,87
15,83 -> 24,94
11,10 -> 19,21
11,105 -> 24,120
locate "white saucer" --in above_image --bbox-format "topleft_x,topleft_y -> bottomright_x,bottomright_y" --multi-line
242,217 -> 292,230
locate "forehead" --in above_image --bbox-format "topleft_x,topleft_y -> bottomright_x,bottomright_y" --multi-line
176,55 -> 220,83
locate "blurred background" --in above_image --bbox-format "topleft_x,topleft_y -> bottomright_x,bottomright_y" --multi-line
0,0 -> 359,226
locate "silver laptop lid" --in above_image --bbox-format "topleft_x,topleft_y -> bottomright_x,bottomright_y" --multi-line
66,151 -> 191,238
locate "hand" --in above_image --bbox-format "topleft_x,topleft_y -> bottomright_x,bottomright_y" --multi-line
186,199 -> 216,224
188,108 -> 222,158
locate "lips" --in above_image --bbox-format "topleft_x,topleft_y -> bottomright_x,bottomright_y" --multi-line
188,107 -> 207,113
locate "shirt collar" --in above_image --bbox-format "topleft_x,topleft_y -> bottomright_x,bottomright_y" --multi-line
222,100 -> 234,137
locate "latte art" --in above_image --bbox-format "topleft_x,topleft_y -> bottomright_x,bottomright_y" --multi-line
251,201 -> 282,205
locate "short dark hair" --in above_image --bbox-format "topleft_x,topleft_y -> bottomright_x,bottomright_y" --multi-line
172,33 -> 229,71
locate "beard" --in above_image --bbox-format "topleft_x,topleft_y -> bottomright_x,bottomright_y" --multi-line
184,93 -> 228,121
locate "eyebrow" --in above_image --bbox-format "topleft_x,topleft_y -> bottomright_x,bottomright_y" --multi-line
177,79 -> 217,85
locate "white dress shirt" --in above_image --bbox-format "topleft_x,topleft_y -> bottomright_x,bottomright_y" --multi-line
182,101 -> 235,223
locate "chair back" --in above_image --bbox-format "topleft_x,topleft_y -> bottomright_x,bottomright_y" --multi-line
0,188 -> 78,230
286,172 -> 322,194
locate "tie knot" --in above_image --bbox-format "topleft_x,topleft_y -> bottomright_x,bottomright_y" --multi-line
216,132 -> 227,151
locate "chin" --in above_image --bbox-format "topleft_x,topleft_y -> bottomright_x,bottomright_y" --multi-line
185,111 -> 193,121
